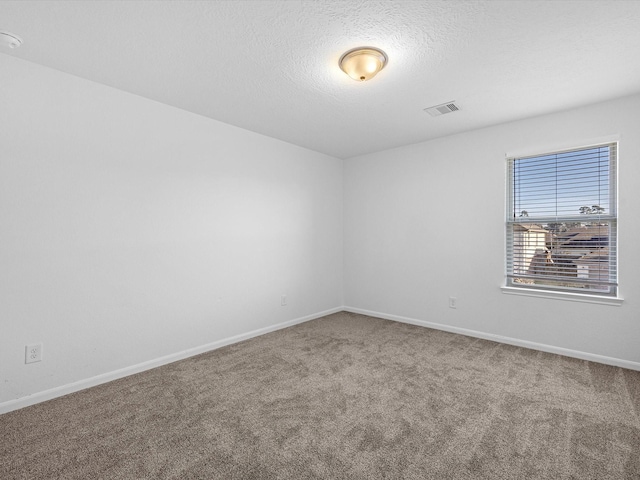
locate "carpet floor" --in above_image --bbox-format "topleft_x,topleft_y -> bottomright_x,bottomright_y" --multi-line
1,311 -> 639,479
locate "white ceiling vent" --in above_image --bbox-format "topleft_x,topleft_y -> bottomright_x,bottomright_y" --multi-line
424,101 -> 460,117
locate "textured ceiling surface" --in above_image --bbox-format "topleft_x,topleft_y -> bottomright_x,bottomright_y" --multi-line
1,0 -> 640,159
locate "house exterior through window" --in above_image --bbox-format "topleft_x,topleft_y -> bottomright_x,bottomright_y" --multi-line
506,143 -> 617,296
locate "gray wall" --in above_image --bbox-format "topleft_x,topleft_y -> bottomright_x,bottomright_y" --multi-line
0,55 -> 344,408
344,94 -> 640,365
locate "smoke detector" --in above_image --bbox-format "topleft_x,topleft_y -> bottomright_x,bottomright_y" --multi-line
424,101 -> 460,117
0,31 -> 23,49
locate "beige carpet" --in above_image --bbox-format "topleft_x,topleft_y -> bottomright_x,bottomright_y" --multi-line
1,311 -> 639,479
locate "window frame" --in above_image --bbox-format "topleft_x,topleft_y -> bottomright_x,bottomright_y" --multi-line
503,141 -> 621,305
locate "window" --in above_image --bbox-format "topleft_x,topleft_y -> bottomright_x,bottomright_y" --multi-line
506,143 -> 617,297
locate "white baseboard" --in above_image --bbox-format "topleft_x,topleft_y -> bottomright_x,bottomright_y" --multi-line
344,306 -> 640,372
5,305 -> 637,415
0,307 -> 343,415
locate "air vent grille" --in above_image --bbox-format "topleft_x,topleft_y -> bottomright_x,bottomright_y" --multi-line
424,101 -> 460,117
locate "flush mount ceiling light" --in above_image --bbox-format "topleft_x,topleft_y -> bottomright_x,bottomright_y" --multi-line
339,47 -> 388,82
0,31 -> 23,49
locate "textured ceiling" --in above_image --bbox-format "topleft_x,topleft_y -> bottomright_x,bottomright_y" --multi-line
1,0 -> 640,159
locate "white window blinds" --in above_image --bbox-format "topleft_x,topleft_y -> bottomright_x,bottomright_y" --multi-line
506,143 -> 617,295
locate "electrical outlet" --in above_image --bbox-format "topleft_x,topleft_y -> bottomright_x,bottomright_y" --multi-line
25,343 -> 43,364
281,295 -> 287,306
449,297 -> 457,309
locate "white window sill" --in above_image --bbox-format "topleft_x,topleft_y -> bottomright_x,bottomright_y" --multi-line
501,286 -> 624,306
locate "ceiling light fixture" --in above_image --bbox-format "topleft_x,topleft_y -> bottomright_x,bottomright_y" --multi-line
339,47 -> 387,82
0,31 -> 23,49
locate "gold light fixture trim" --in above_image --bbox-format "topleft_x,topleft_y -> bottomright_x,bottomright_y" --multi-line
0,31 -> 23,49
339,46 -> 388,82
